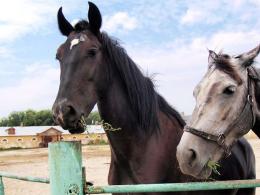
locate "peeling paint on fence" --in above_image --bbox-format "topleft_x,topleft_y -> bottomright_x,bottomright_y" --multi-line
49,141 -> 84,195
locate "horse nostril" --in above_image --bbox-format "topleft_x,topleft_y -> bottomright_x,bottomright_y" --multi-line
188,149 -> 197,167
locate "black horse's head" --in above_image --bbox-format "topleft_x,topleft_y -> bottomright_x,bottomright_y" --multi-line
52,2 -> 103,134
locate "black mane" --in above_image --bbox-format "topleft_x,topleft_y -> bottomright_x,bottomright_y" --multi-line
74,20 -> 185,133
100,32 -> 185,132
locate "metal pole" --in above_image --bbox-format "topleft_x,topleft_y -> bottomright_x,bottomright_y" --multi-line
49,141 -> 84,195
0,172 -> 49,183
0,176 -> 4,195
86,179 -> 260,194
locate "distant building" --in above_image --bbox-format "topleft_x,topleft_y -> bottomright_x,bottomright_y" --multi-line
0,125 -> 107,149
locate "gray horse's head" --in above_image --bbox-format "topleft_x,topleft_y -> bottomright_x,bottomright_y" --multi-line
177,44 -> 260,179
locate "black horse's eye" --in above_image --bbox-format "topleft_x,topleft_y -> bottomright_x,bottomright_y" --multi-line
223,86 -> 236,95
87,49 -> 97,57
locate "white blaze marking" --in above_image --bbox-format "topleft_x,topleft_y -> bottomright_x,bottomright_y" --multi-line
70,39 -> 80,50
70,34 -> 88,50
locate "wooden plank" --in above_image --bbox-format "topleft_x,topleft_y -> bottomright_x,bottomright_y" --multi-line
49,141 -> 83,195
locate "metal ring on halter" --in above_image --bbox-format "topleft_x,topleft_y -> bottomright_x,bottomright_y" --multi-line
217,134 -> 225,146
217,134 -> 232,157
184,126 -> 231,156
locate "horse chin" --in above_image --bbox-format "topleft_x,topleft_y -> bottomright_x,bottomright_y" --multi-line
68,127 -> 85,134
68,122 -> 85,134
192,165 -> 212,180
67,106 -> 94,134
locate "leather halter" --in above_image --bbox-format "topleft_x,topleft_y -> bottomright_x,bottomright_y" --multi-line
184,66 -> 259,156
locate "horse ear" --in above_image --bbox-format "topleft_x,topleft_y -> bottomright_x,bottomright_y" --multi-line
88,2 -> 102,35
208,50 -> 218,66
235,44 -> 260,67
57,7 -> 74,36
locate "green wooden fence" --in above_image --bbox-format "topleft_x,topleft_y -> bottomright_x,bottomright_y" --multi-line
1,141 -> 260,195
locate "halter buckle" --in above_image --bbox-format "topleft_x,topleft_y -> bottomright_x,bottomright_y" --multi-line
217,134 -> 225,146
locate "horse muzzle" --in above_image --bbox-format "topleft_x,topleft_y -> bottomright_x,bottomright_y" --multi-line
52,99 -> 85,134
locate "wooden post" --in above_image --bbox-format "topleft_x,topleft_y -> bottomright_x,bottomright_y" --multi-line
0,176 -> 4,195
49,141 -> 84,195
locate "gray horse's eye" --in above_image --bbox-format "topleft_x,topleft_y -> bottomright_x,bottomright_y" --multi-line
223,85 -> 236,95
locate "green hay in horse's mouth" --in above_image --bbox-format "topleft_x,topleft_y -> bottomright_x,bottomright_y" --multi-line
207,160 -> 221,175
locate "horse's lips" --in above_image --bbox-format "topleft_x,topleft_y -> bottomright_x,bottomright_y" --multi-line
68,126 -> 85,134
68,121 -> 85,134
194,164 -> 212,179
180,161 -> 212,180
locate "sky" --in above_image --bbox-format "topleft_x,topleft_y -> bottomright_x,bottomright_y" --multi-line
0,0 -> 259,118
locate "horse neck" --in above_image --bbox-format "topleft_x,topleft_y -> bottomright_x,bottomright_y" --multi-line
97,76 -> 150,159
97,76 -> 142,136
96,75 -> 184,155
95,48 -> 184,161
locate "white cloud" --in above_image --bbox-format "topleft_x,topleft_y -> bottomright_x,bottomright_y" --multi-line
0,70 -> 15,76
1,29 -> 259,117
181,9 -> 205,24
0,63 -> 59,117
0,0 -> 259,118
0,47 -> 12,58
127,29 -> 260,114
180,0 -> 260,26
249,0 -> 260,7
180,5 -> 224,25
206,30 -> 260,54
179,1 -> 222,25
0,0 -> 58,43
103,12 -> 137,33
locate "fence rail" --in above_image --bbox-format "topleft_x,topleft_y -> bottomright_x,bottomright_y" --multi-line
0,171 -> 49,184
1,141 -> 260,195
86,180 -> 260,193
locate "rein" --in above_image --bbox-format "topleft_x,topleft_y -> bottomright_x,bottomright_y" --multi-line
185,66 -> 259,156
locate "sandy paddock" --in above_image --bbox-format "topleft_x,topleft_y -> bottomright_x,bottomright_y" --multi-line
1,139 -> 260,195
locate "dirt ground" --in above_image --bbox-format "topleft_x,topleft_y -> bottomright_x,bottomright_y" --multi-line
1,139 -> 260,195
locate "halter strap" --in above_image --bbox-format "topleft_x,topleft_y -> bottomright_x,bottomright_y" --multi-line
184,126 -> 229,153
185,66 -> 258,156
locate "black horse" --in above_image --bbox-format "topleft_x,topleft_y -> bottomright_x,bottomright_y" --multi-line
52,2 -> 255,195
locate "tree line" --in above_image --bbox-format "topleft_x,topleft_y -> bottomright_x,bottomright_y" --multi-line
0,109 -> 101,127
